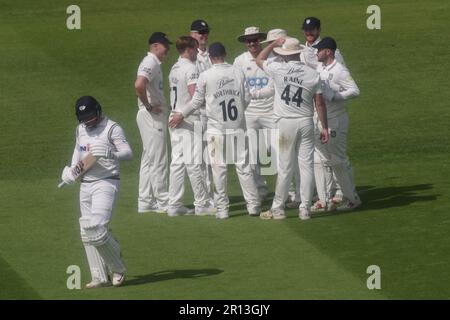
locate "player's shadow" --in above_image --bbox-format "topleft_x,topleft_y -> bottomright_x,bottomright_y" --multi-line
123,268 -> 223,287
313,183 -> 438,218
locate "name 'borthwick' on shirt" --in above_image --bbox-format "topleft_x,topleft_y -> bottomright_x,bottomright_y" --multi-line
179,63 -> 250,133
136,52 -> 167,111
262,59 -> 322,119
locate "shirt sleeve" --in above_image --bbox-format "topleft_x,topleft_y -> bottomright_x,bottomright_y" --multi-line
137,58 -> 155,82
333,67 -> 360,101
186,65 -> 199,86
313,74 -> 322,95
70,127 -> 81,167
110,125 -> 133,161
180,72 -> 206,117
262,60 -> 278,78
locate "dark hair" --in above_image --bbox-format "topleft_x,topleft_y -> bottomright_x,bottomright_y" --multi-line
176,36 -> 199,54
208,42 -> 226,58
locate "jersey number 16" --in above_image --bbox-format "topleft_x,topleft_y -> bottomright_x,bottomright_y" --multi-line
220,98 -> 238,122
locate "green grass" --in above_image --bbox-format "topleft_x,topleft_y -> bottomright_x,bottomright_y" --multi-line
1,0 -> 449,299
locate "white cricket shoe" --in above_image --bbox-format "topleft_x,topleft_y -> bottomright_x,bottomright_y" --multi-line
216,211 -> 229,219
195,206 -> 217,216
337,197 -> 362,212
112,273 -> 125,287
299,207 -> 311,220
167,206 -> 194,217
260,209 -> 286,220
85,280 -> 110,289
138,205 -> 167,214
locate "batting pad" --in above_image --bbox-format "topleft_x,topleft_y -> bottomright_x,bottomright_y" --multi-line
80,222 -> 109,283
80,217 -> 126,274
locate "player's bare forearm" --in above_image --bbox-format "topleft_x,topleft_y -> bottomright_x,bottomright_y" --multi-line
314,94 -> 329,143
134,77 -> 152,109
256,38 -> 285,69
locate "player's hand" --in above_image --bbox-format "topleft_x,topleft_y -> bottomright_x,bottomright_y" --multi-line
320,128 -> 329,144
249,88 -> 259,99
168,112 -> 184,128
272,37 -> 286,47
61,166 -> 76,185
89,144 -> 115,159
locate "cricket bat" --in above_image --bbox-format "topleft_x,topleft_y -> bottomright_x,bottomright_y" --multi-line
58,153 -> 98,188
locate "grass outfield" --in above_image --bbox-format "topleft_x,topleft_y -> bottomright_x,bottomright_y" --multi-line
1,0 -> 449,299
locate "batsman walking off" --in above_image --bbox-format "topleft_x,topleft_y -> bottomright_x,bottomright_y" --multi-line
60,96 -> 133,288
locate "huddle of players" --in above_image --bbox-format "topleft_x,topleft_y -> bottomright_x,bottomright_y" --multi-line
136,17 -> 361,221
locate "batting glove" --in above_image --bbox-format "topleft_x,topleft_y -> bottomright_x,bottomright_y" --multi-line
61,166 -> 76,185
89,144 -> 115,159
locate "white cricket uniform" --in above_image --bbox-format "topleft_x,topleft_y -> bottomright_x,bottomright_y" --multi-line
234,51 -> 277,196
262,59 -> 322,211
168,57 -> 209,210
136,52 -> 169,211
314,59 -> 360,204
180,62 -> 261,215
195,48 -> 215,202
71,117 -> 132,283
300,37 -> 345,202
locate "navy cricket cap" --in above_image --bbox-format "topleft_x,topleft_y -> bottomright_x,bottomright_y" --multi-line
208,42 -> 226,58
313,37 -> 337,51
75,96 -> 102,122
191,19 -> 210,33
148,32 -> 172,45
302,17 -> 321,30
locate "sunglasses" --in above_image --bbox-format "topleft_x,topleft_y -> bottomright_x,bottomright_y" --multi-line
245,38 -> 260,43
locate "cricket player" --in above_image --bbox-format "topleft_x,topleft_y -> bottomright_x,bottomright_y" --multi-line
233,26 -> 275,200
167,36 -> 216,216
169,42 -> 261,219
135,32 -> 172,213
300,17 -> 346,206
312,37 -> 361,212
256,37 -> 329,220
60,96 -> 133,288
190,19 -> 215,205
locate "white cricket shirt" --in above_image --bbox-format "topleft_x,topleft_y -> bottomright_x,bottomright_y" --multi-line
169,57 -> 200,123
72,117 -> 131,182
262,60 -> 321,119
136,52 -> 167,111
233,51 -> 274,115
316,59 -> 360,118
180,62 -> 250,133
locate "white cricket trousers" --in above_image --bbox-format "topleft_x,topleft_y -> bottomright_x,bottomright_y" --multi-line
201,114 -> 215,202
206,131 -> 261,215
136,108 -> 169,210
168,123 -> 209,209
314,113 -> 358,203
245,114 -> 277,194
79,179 -> 123,282
271,117 -> 315,211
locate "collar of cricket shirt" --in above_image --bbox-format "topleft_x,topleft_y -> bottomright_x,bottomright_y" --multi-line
147,52 -> 162,65
198,48 -> 209,57
324,59 -> 337,71
307,36 -> 322,47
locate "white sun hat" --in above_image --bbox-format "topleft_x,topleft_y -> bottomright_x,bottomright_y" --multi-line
273,37 -> 304,55
237,26 -> 267,42
261,28 -> 287,43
